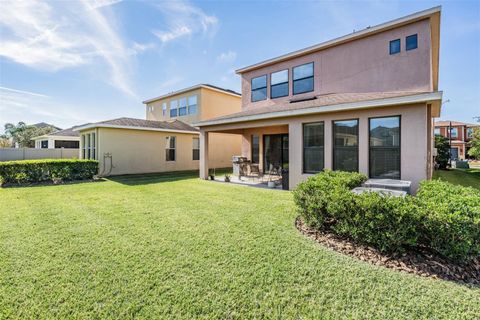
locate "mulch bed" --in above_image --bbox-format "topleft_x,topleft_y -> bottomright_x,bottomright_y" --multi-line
295,217 -> 480,286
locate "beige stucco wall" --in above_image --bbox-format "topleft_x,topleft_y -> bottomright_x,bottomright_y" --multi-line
143,87 -> 242,169
145,87 -> 242,124
91,128 -> 199,175
241,19 -> 432,110
202,103 -> 430,192
78,127 -> 239,176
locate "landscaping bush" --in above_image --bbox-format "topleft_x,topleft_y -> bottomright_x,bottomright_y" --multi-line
294,171 -> 480,262
416,180 -> 480,261
0,159 -> 98,185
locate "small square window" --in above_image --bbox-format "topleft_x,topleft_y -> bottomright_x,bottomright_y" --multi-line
389,39 -> 400,55
406,34 -> 418,51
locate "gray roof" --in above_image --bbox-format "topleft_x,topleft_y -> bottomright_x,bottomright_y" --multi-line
197,91 -> 429,124
32,122 -> 62,131
47,124 -> 91,137
77,117 -> 199,132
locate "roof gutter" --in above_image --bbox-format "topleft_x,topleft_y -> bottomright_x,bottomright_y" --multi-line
73,123 -> 199,135
195,91 -> 443,127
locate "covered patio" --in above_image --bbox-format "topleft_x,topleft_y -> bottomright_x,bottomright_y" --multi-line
199,123 -> 291,189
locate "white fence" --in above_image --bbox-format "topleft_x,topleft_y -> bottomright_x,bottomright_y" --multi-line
0,148 -> 79,161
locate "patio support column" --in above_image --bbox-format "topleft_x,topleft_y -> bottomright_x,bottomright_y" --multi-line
199,129 -> 209,179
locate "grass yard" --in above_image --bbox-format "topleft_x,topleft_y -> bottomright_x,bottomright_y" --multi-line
1,172 -> 479,319
433,168 -> 480,189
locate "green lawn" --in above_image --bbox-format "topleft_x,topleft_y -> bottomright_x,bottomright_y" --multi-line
1,172 -> 479,319
433,168 -> 480,189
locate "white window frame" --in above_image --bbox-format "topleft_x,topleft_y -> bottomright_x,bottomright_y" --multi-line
188,95 -> 198,115
166,136 -> 176,161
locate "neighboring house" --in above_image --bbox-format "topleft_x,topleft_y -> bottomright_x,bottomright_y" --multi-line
32,125 -> 83,149
195,7 -> 442,192
434,120 -> 480,160
75,84 -> 242,175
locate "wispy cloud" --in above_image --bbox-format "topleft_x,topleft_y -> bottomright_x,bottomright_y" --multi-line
217,51 -> 237,63
152,0 -> 218,44
0,86 -> 93,130
0,0 -> 135,96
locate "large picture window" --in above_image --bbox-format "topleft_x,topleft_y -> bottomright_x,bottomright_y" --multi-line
333,119 -> 358,172
303,122 -> 324,173
293,62 -> 314,95
251,135 -> 259,164
251,75 -> 267,102
369,116 -> 400,179
192,137 -> 200,160
270,69 -> 288,98
166,136 -> 176,161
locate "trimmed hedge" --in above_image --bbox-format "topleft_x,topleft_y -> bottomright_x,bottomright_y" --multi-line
293,170 -> 480,262
0,159 -> 98,185
416,180 -> 480,261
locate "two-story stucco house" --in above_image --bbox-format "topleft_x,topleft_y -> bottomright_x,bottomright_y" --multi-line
435,120 -> 479,160
196,7 -> 443,192
75,84 -> 241,175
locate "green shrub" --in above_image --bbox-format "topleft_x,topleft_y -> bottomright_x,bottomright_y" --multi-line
293,170 -> 367,228
294,171 -> 480,262
0,159 -> 98,185
417,180 -> 480,261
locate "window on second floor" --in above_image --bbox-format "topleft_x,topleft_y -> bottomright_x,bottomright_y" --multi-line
251,75 -> 267,102
406,34 -> 418,51
450,127 -> 458,138
162,103 -> 167,116
389,39 -> 401,55
170,100 -> 178,117
434,128 -> 441,135
179,97 -> 187,116
188,95 -> 198,115
467,128 -> 474,139
270,69 -> 289,99
293,62 -> 314,95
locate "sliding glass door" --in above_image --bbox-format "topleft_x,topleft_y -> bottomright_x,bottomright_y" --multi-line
263,134 -> 289,172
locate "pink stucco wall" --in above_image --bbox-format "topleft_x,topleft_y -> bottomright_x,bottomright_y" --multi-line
241,19 -> 432,110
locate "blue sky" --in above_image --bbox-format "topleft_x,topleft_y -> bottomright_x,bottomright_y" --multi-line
0,0 -> 479,131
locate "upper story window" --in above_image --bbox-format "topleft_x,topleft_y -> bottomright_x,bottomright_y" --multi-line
251,75 -> 267,102
170,100 -> 178,117
467,127 -> 474,139
270,69 -> 289,99
179,97 -> 187,116
293,62 -> 314,95
406,34 -> 418,51
389,39 -> 401,55
188,95 -> 198,115
450,127 -> 458,138
162,103 -> 167,116
434,128 -> 441,135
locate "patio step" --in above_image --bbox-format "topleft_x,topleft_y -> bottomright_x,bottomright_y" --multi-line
362,179 -> 412,194
352,187 -> 407,197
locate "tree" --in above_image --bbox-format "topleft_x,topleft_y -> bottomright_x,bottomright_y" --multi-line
0,137 -> 11,148
434,134 -> 450,169
1,122 -> 56,148
467,128 -> 480,160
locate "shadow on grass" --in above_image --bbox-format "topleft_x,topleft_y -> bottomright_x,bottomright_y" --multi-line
1,178 -> 107,189
107,168 -> 233,186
